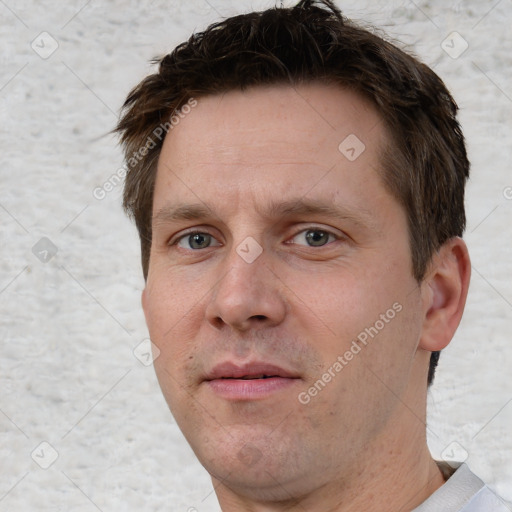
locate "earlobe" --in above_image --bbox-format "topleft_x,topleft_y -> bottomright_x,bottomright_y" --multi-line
419,237 -> 471,352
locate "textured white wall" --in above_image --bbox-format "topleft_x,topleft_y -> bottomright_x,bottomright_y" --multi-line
0,1 -> 510,510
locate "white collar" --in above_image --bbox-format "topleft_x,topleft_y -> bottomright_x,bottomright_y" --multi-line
412,463 -> 484,512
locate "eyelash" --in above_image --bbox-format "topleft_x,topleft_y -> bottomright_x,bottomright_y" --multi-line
170,226 -> 343,249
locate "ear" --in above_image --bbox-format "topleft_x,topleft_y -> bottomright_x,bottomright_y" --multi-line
419,237 -> 471,352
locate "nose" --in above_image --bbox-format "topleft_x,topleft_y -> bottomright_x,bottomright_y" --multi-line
205,244 -> 287,332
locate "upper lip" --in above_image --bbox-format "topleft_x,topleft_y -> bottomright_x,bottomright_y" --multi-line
205,361 -> 300,381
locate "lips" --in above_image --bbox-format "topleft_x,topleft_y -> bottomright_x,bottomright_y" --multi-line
205,361 -> 299,381
204,361 -> 301,400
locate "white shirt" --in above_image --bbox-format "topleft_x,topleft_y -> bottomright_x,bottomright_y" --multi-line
412,463 -> 510,511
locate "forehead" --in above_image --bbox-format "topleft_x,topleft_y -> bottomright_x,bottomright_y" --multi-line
153,83 -> 391,219
160,83 -> 383,161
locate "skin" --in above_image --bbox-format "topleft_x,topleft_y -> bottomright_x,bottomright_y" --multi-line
142,83 -> 471,511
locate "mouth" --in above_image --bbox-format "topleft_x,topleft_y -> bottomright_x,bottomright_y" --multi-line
204,361 -> 301,400
221,375 -> 276,380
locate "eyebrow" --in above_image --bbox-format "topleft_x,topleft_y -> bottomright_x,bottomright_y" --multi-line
265,198 -> 375,229
153,203 -> 215,225
153,198 -> 376,231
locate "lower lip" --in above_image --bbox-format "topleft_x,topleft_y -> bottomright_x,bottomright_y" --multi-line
206,377 -> 298,400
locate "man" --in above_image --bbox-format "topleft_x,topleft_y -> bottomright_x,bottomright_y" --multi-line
115,1 -> 508,510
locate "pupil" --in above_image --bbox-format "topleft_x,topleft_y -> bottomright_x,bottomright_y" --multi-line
190,233 -> 209,249
306,230 -> 328,246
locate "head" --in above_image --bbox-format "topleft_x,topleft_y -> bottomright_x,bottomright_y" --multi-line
116,0 -> 471,505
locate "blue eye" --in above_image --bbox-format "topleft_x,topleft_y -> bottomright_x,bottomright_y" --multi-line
176,232 -> 220,250
291,229 -> 336,247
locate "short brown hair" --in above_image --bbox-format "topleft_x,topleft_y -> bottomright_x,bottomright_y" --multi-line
115,0 -> 470,386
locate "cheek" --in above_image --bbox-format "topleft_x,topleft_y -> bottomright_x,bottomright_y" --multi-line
146,280 -> 205,415
291,267 -> 387,344
143,275 -> 205,377
294,259 -> 421,384
144,268 -> 203,331
349,291 -> 424,401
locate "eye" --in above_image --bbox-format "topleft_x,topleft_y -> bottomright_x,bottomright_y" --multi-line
175,232 -> 221,250
290,228 -> 337,247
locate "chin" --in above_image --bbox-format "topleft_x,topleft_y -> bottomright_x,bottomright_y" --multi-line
194,428 -> 325,500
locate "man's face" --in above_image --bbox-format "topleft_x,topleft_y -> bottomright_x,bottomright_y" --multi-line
143,84 -> 429,498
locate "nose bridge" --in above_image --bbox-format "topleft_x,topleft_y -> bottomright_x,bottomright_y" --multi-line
206,237 -> 286,330
221,225 -> 267,284
216,237 -> 268,306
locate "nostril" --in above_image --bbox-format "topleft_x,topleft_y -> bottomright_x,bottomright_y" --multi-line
251,315 -> 267,321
